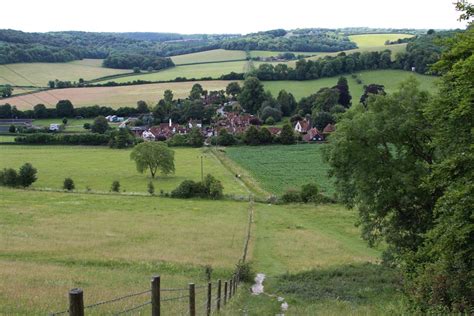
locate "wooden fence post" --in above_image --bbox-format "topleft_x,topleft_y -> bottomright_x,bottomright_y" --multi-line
206,282 -> 212,316
223,281 -> 228,305
151,275 -> 160,316
69,288 -> 84,316
229,279 -> 233,299
233,275 -> 237,294
217,279 -> 222,311
189,283 -> 196,316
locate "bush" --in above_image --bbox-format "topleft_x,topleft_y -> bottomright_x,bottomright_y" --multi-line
0,168 -> 19,187
147,181 -> 155,195
282,189 -> 302,203
91,116 -> 109,134
235,261 -> 254,283
15,133 -> 110,145
18,163 -> 37,187
203,174 -> 223,199
171,180 -> 205,198
83,123 -> 91,130
265,116 -> 275,125
300,183 -> 319,202
63,178 -> 75,191
8,124 -> 16,133
111,180 -> 120,192
167,134 -> 189,147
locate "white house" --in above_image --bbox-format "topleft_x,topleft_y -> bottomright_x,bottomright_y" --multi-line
142,130 -> 156,141
49,124 -> 61,131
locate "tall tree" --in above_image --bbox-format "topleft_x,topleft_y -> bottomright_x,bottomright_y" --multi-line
189,83 -> 204,100
55,100 -> 74,118
333,77 -> 352,108
130,142 -> 175,178
277,90 -> 297,116
238,76 -> 265,114
225,82 -> 241,99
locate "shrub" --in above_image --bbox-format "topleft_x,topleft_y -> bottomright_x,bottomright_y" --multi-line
203,174 -> 223,199
147,181 -> 155,195
83,123 -> 91,130
171,180 -> 205,198
91,116 -> 109,134
301,183 -> 319,202
15,133 -> 110,145
0,168 -> 19,187
168,134 -> 188,147
265,116 -> 275,125
63,178 -> 75,191
18,163 -> 37,187
8,124 -> 16,133
235,261 -> 254,283
111,180 -> 120,192
281,189 -> 302,203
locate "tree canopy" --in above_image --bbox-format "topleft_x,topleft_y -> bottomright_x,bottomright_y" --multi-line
130,142 -> 175,178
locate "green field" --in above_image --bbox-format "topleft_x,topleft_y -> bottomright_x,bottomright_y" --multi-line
249,50 -> 319,58
225,144 -> 333,196
31,118 -> 95,132
0,59 -> 130,87
96,61 -> 248,84
0,188 -> 250,314
0,146 -> 248,196
349,33 -> 414,48
263,69 -> 438,100
171,49 -> 246,65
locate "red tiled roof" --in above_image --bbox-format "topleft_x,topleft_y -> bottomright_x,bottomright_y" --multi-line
323,124 -> 336,134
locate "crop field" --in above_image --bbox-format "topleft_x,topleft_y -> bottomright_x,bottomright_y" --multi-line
96,61 -> 248,84
0,188 -> 251,314
171,49 -> 246,65
349,33 -> 414,47
0,59 -> 130,87
5,80 -> 237,109
225,144 -> 334,196
263,69 -> 438,100
0,145 -> 248,196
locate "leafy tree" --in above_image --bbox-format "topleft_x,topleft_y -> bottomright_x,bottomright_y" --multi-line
203,174 -> 223,199
238,77 -> 265,114
265,116 -> 275,125
0,168 -> 18,187
189,83 -> 204,100
130,142 -> 175,178
8,124 -> 15,133
18,163 -> 37,187
164,89 -> 174,104
1,85 -> 13,97
217,129 -> 236,146
91,116 -> 109,134
244,126 -> 261,145
313,87 -> 339,112
188,128 -> 204,147
258,127 -> 273,144
260,106 -> 282,122
225,82 -> 241,99
62,117 -> 68,125
312,111 -> 335,130
55,100 -> 74,118
136,100 -> 149,113
277,90 -> 297,116
63,178 -> 75,191
360,84 -> 386,105
33,104 -> 48,118
300,183 -> 319,202
111,180 -> 120,192
279,124 -> 295,144
109,128 -> 136,148
83,123 -> 91,130
133,67 -> 141,73
333,77 -> 352,108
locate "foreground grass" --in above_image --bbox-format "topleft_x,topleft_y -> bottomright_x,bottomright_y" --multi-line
226,144 -> 333,196
0,59 -> 130,87
171,49 -> 246,65
0,145 -> 248,195
0,188 -> 250,314
263,69 -> 438,100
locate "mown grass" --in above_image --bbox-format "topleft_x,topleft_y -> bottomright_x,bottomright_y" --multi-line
0,145 -> 248,195
349,33 -> 414,48
31,118 -> 95,132
225,144 -> 333,196
96,61 -> 248,84
0,59 -> 130,87
171,49 -> 246,65
263,69 -> 438,100
0,188 -> 250,314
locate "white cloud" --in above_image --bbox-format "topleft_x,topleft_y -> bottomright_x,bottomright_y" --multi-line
1,0 -> 467,33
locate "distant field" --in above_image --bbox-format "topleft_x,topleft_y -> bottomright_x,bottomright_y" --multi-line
226,144 -> 333,196
5,80 -> 237,109
263,69 -> 438,100
171,49 -> 246,65
0,145 -> 248,196
349,33 -> 414,47
0,188 -> 250,314
32,118 -> 96,132
0,59 -> 130,87
96,61 -> 248,84
249,50 -> 319,58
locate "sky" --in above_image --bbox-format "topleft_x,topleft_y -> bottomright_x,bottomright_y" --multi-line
1,0 -> 468,34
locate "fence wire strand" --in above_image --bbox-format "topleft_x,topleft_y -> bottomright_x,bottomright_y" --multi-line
114,300 -> 151,315
84,289 -> 151,309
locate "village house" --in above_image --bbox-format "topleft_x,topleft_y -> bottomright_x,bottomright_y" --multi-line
294,119 -> 311,133
303,128 -> 323,142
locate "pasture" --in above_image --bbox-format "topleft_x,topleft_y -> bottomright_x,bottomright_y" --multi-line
171,49 -> 246,65
349,33 -> 414,47
0,188 -> 250,314
5,80 -> 237,109
0,59 -> 130,87
0,145 -> 248,196
96,61 -> 248,84
225,144 -> 334,196
263,69 -> 438,100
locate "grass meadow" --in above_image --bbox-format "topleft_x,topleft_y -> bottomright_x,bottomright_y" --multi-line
5,80 -> 237,109
263,69 -> 438,100
0,188 -> 251,314
225,144 -> 334,196
171,49 -> 246,65
0,145 -> 248,196
349,33 -> 414,47
0,59 -> 130,87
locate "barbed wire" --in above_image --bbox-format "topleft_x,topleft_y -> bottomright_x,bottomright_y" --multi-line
114,300 -> 151,315
84,289 -> 151,309
161,294 -> 189,302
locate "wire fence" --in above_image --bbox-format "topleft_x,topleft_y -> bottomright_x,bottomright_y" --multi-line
49,199 -> 254,316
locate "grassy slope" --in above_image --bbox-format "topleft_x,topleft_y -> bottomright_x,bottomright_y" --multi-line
225,144 -> 333,196
5,80 -> 238,109
96,61 -> 248,84
349,33 -> 414,47
0,59 -> 130,87
249,50 -> 319,58
171,49 -> 246,65
0,188 -> 250,314
0,145 -> 248,196
263,69 -> 438,100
